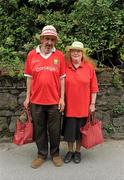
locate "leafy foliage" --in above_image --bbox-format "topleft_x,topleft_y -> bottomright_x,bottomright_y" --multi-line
0,0 -> 124,77
112,102 -> 124,116
0,46 -> 24,77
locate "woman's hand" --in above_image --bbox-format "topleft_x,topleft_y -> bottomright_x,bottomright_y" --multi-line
89,104 -> 96,113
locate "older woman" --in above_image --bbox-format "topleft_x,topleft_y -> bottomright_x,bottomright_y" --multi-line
63,41 -> 99,164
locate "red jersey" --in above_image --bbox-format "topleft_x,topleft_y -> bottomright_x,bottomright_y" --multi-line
24,47 -> 66,105
65,61 -> 98,117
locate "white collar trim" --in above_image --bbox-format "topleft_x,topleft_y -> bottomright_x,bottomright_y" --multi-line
36,45 -> 56,59
36,45 -> 56,53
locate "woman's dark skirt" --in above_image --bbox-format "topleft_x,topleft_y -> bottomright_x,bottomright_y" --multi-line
62,117 -> 87,142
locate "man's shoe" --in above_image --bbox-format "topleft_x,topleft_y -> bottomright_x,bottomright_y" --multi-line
52,156 -> 63,167
31,157 -> 46,169
64,151 -> 73,163
73,151 -> 81,164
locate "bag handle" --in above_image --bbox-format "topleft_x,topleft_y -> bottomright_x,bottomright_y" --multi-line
24,108 -> 32,122
81,112 -> 96,130
87,111 -> 96,124
19,108 -> 31,123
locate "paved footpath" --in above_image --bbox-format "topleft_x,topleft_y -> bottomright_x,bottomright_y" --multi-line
0,139 -> 124,180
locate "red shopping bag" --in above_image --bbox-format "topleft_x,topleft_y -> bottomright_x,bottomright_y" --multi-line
80,113 -> 104,149
13,109 -> 33,145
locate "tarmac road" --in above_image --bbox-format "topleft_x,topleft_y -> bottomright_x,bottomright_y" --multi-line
0,140 -> 124,180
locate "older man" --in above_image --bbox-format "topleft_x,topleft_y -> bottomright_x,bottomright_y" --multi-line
24,25 -> 65,168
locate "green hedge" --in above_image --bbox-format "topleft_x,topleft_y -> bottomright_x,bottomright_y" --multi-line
0,0 -> 124,77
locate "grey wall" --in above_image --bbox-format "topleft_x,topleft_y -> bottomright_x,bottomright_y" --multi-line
0,70 -> 124,140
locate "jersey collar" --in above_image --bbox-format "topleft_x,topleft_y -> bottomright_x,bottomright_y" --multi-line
35,45 -> 56,59
68,61 -> 84,70
36,45 -> 56,53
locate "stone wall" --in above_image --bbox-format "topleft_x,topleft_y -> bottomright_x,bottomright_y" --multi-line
0,69 -> 124,140
96,69 -> 124,139
0,77 -> 26,139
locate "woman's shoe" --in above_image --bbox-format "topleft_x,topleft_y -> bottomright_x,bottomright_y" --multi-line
73,151 -> 81,163
64,151 -> 73,163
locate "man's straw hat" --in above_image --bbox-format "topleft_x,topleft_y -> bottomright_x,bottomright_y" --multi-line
40,25 -> 58,40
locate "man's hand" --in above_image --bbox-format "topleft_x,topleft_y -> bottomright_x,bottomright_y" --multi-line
23,97 -> 30,109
